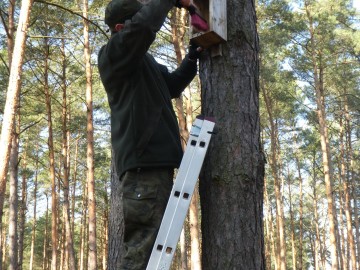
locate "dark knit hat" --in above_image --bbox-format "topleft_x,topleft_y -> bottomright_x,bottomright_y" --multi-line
105,0 -> 143,27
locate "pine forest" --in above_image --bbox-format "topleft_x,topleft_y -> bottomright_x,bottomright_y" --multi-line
0,0 -> 359,269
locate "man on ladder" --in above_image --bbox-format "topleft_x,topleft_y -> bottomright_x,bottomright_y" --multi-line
98,0 -> 203,269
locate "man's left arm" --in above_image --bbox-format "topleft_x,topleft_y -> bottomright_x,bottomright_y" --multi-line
161,43 -> 203,98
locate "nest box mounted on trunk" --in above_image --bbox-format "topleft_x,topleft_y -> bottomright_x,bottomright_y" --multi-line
190,0 -> 227,51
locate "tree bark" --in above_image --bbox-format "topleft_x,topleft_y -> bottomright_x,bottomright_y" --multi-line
199,0 -> 265,269
108,154 -> 124,270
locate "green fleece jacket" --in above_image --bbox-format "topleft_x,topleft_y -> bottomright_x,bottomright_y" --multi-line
98,0 -> 197,177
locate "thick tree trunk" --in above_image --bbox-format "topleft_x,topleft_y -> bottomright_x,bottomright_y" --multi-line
199,0 -> 265,269
108,155 -> 124,270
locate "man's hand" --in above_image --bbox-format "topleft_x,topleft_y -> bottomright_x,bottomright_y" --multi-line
188,41 -> 203,61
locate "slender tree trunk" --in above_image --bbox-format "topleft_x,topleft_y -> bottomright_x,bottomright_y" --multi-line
292,133 -> 304,270
339,114 -> 356,270
199,0 -> 265,268
81,1 -> 97,268
1,225 -> 6,270
79,185 -> 88,270
61,38 -> 77,270
29,142 -> 39,270
311,153 -> 322,270
102,191 -> 109,270
287,171 -> 296,270
344,97 -> 359,269
262,85 -> 286,270
43,195 -> 49,270
179,229 -> 188,270
8,132 -> 19,270
71,138 -> 79,233
0,0 -> 33,221
305,4 -> 338,268
18,143 -> 28,270
42,35 -> 58,270
171,9 -> 201,269
263,177 -> 273,270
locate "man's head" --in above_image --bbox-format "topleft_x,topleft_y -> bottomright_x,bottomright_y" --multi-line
105,0 -> 143,31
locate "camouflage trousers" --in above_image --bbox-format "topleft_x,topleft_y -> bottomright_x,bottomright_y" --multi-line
119,168 -> 174,270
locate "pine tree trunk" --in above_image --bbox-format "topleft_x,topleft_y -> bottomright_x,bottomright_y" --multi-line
199,0 -> 265,268
0,0 -> 33,223
339,114 -> 356,270
5,0 -> 16,266
311,155 -> 322,270
42,195 -> 49,270
71,138 -> 79,233
8,133 -> 19,270
287,174 -> 296,270
305,4 -> 339,268
102,192 -> 109,270
18,145 -> 28,270
108,155 -> 124,270
82,0 -> 97,268
79,182 -> 88,270
344,97 -> 359,269
295,154 -> 304,270
43,35 -> 58,270
171,9 -> 202,269
263,177 -> 273,270
29,143 -> 39,270
61,38 -> 77,270
179,228 -> 188,270
262,82 -> 286,270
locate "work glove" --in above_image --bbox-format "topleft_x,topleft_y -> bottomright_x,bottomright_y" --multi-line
188,41 -> 203,61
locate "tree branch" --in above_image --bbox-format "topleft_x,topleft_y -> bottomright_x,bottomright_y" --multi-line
33,0 -> 109,39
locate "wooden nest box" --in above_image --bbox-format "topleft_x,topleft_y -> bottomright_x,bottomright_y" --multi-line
190,0 -> 227,49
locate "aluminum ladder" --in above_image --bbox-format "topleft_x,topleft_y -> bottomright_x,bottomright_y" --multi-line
146,116 -> 215,270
